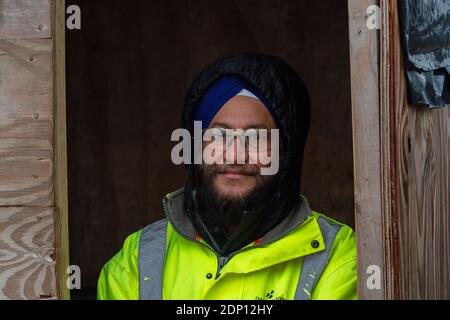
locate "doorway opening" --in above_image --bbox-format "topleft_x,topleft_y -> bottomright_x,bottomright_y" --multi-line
65,0 -> 355,299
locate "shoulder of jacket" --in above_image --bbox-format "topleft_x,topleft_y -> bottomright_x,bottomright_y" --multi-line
311,211 -> 354,239
310,211 -> 356,262
102,229 -> 142,276
140,218 -> 169,235
102,217 -> 166,270
313,212 -> 357,298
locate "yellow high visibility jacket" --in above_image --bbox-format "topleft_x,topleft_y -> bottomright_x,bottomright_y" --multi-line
97,189 -> 357,300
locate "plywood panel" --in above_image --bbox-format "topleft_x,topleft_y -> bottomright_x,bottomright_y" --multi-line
0,39 -> 53,206
0,39 -> 53,139
0,0 -> 61,301
0,0 -> 51,39
0,207 -> 56,299
0,142 -> 53,206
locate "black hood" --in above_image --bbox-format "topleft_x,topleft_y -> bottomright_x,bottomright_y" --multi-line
181,53 -> 311,253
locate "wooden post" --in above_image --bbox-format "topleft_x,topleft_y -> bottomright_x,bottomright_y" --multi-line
53,0 -> 70,300
348,0 -> 386,299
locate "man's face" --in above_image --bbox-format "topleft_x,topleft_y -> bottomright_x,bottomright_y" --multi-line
200,96 -> 278,201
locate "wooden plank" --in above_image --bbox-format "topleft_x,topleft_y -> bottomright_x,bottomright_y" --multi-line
379,0 -> 401,299
0,141 -> 53,206
52,0 -> 70,300
0,0 -> 51,39
0,0 -> 61,301
348,0 -> 385,299
0,39 -> 53,139
0,39 -> 54,206
0,207 -> 57,299
388,0 -> 410,300
402,106 -> 450,299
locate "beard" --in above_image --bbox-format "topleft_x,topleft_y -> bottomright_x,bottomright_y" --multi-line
196,163 -> 279,231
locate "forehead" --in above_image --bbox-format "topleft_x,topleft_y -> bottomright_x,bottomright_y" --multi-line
209,95 -> 277,129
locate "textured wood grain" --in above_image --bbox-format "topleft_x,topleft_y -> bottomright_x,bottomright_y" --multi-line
0,136 -> 53,208
387,0 -> 409,300
0,1 -> 60,300
0,39 -> 53,139
348,0 -> 384,299
0,207 -> 56,299
0,39 -> 54,206
387,0 -> 450,299
0,0 -> 51,39
379,0 -> 401,299
402,106 -> 450,299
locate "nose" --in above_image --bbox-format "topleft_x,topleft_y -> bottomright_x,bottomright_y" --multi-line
223,136 -> 248,164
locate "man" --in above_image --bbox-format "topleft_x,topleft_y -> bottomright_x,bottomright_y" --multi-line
97,53 -> 357,300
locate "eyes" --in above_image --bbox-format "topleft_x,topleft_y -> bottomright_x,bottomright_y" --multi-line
202,127 -> 274,152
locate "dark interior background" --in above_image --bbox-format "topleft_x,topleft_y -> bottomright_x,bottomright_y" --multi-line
66,0 -> 354,297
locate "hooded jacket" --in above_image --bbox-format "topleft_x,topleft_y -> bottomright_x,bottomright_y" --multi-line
182,53 -> 311,255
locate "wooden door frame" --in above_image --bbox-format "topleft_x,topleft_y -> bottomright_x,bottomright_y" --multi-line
53,0 -> 402,300
53,0 -> 70,300
348,0 -> 404,300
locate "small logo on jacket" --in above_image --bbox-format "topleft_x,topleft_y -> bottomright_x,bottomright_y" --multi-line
255,290 -> 286,300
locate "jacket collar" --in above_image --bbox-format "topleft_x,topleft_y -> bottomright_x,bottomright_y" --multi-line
163,188 -> 324,266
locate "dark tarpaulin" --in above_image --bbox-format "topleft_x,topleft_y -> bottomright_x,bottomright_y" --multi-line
398,0 -> 450,108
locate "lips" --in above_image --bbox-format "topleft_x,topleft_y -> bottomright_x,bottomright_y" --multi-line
211,164 -> 259,178
216,168 -> 258,180
223,169 -> 253,176
220,172 -> 250,180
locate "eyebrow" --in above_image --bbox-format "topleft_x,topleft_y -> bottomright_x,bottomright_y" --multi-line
210,122 -> 270,130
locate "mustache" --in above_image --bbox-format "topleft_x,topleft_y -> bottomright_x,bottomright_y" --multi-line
206,164 -> 260,176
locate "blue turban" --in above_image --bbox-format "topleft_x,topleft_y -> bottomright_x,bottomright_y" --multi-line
194,75 -> 277,129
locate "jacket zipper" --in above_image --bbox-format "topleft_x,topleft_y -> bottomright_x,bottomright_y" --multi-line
162,196 -> 221,256
162,194 -> 309,279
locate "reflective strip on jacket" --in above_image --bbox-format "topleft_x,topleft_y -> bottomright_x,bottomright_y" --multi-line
97,189 -> 357,300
